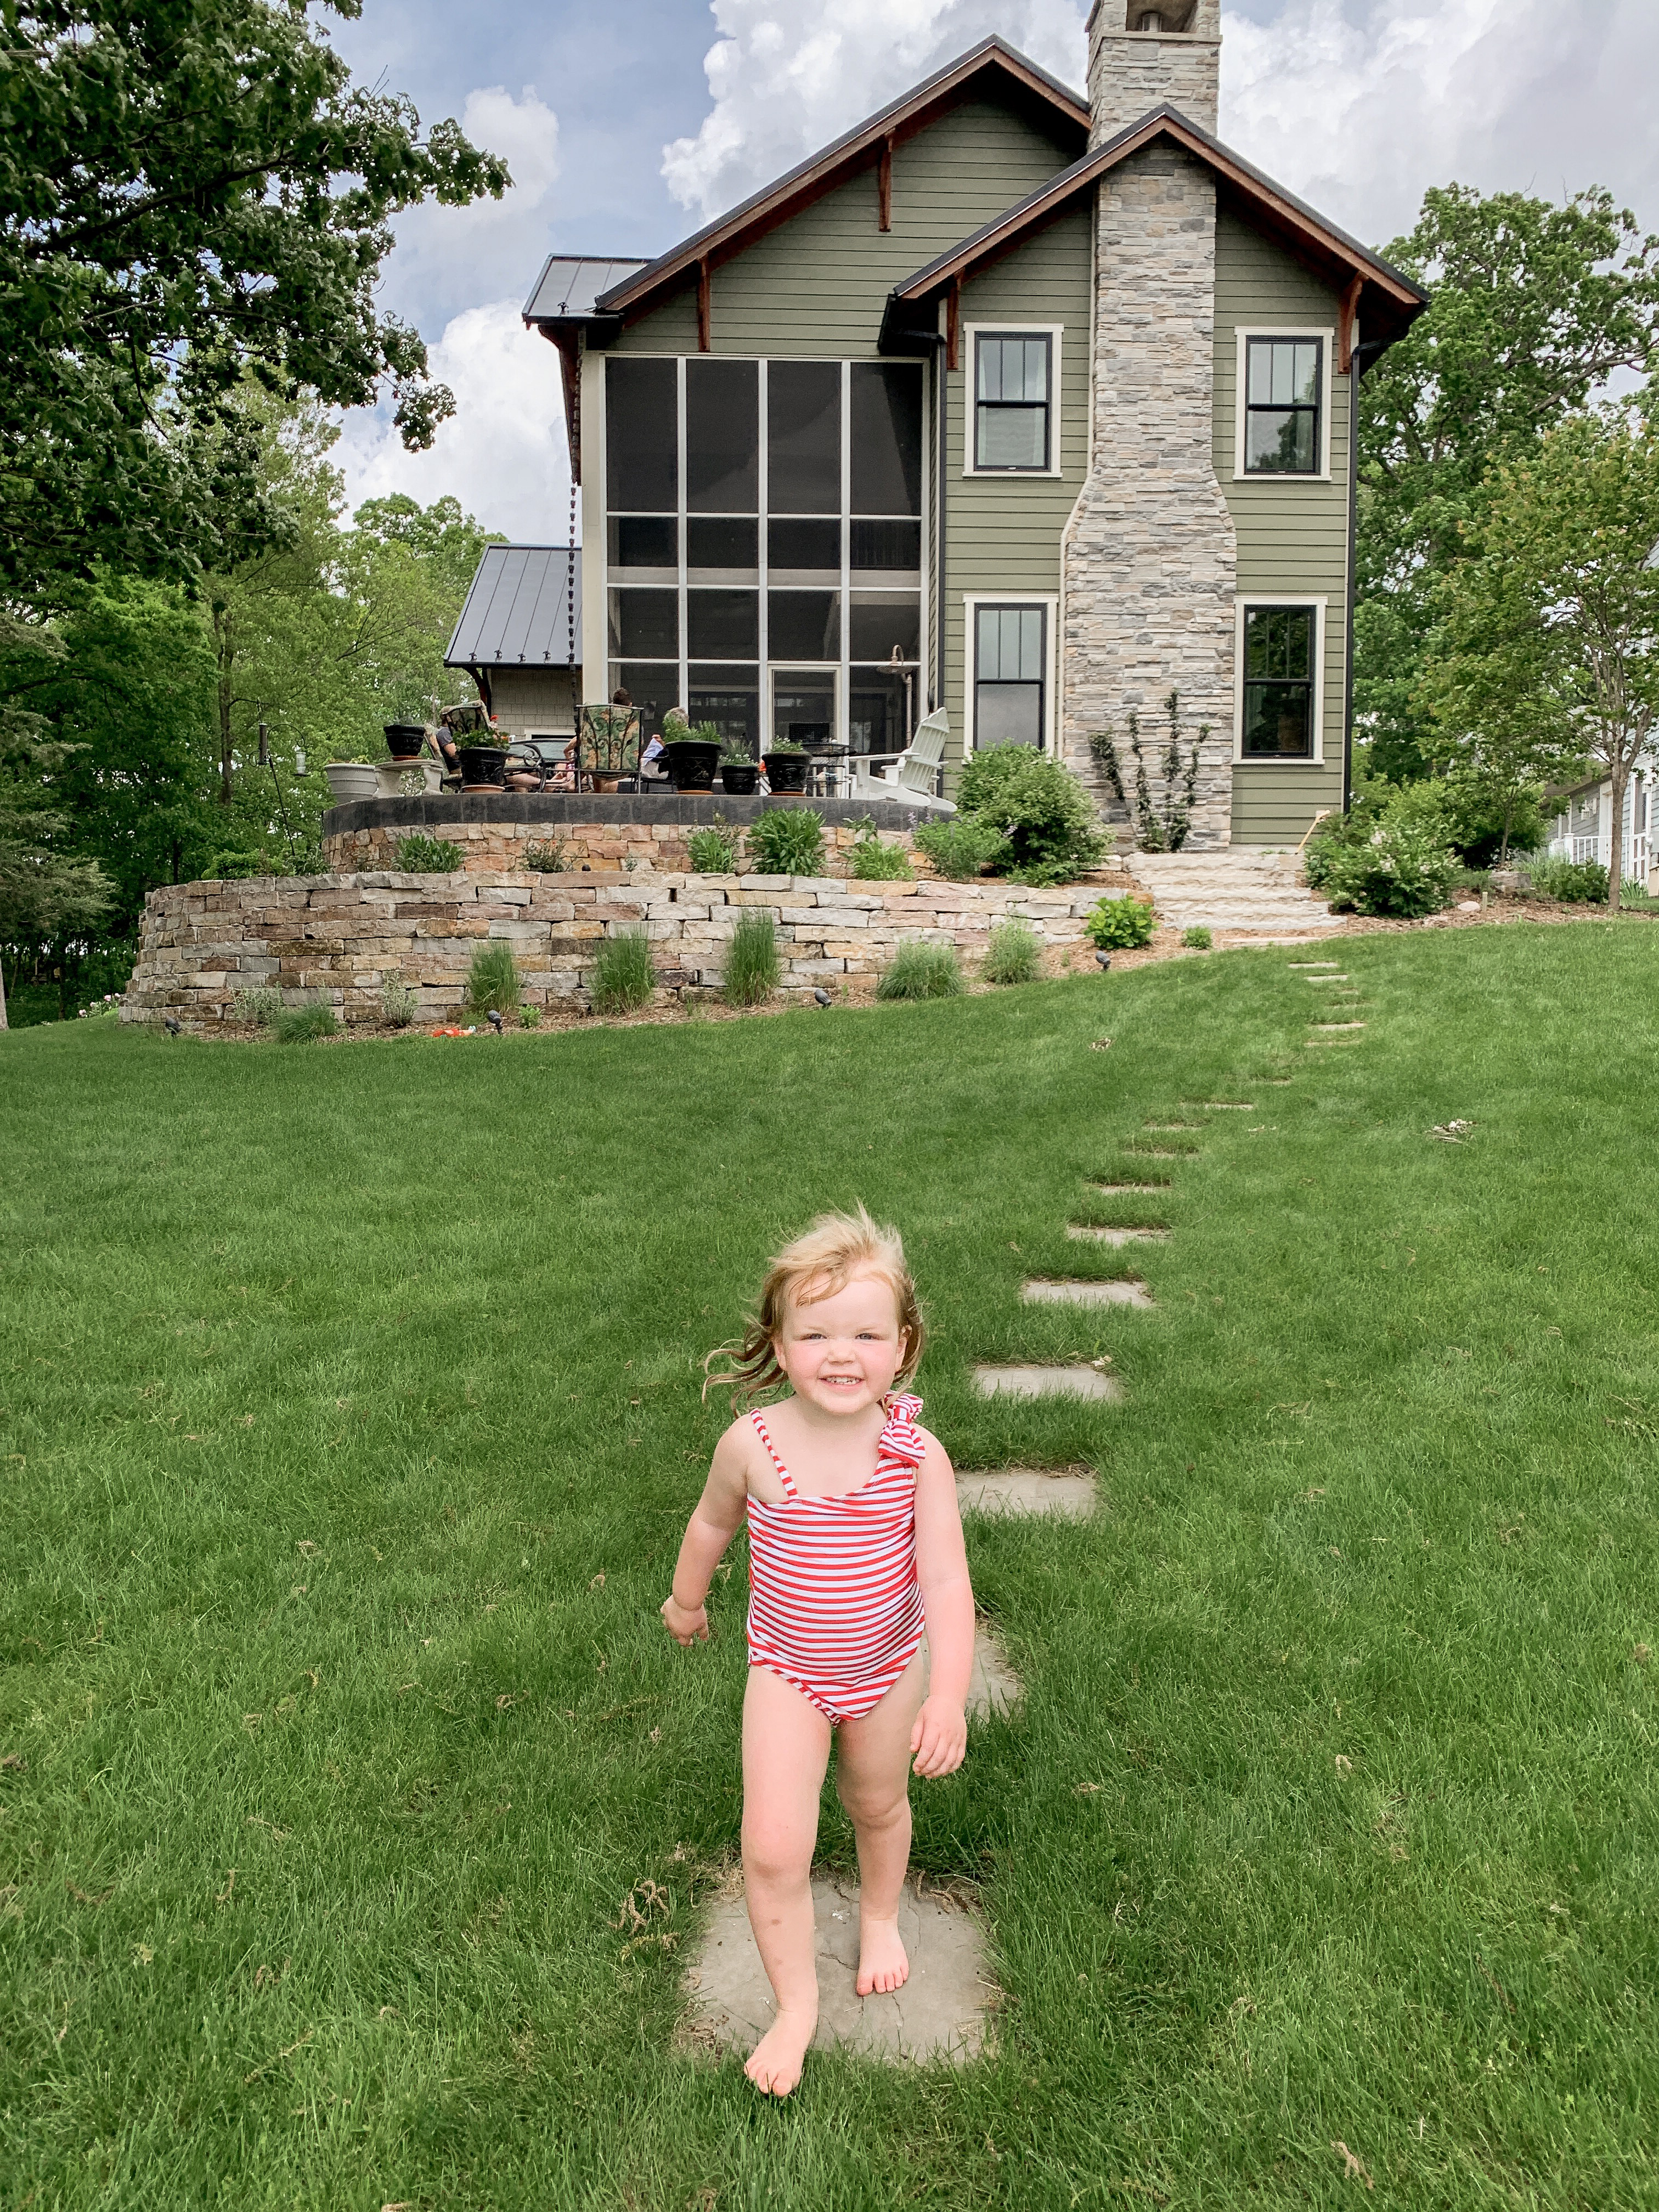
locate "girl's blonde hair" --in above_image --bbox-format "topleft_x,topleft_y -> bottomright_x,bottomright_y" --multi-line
703,1204 -> 924,1405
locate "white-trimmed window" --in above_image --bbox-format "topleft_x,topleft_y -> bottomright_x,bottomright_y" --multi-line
1234,599 -> 1325,761
966,327 -> 1062,475
966,596 -> 1056,750
1234,329 -> 1333,479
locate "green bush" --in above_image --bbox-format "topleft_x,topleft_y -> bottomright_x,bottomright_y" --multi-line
849,826 -> 913,880
591,928 -> 655,1013
466,940 -> 521,1018
395,832 -> 463,873
272,998 -> 338,1044
1528,855 -> 1610,904
1181,926 -> 1214,950
230,984 -> 284,1025
520,1004 -> 541,1029
1321,818 -> 1458,918
913,816 -> 1007,881
955,747 -> 1110,885
981,918 -> 1041,985
687,824 -> 740,873
748,806 -> 825,877
1085,894 -> 1155,950
523,838 -> 569,873
877,941 -> 964,1001
723,909 -> 780,1006
380,977 -> 418,1028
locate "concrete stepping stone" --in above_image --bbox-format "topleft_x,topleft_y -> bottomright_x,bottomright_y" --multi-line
1065,1222 -> 1167,1244
1311,1021 -> 1365,1030
961,1623 -> 1021,1717
1288,961 -> 1340,969
1124,1147 -> 1187,1160
956,1467 -> 1096,1519
974,1356 -> 1126,1398
1019,1276 -> 1155,1308
1304,974 -> 1350,983
1184,1100 -> 1256,1110
1089,1180 -> 1169,1194
1144,1120 -> 1200,1131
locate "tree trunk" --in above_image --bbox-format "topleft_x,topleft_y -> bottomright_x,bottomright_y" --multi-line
213,600 -> 235,809
0,952 -> 8,1031
1609,765 -> 1626,912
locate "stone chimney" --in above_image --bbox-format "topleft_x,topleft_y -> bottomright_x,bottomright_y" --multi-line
1087,0 -> 1221,142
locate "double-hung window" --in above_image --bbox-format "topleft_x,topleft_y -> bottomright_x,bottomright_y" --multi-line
973,333 -> 1053,472
973,603 -> 1047,749
1242,335 -> 1323,475
1240,605 -> 1317,758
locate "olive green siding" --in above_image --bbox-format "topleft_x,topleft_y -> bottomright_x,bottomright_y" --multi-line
1214,207 -> 1350,844
611,98 -> 1084,360
941,206 -> 1092,774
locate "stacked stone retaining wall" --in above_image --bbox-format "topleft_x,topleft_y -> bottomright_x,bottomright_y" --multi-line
124,870 -> 1138,1031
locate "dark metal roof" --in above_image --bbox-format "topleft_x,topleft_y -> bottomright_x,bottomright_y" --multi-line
523,255 -> 651,323
444,545 -> 582,670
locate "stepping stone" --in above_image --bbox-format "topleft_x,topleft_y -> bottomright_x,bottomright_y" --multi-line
974,1357 -> 1126,1398
1125,1147 -> 1186,1159
1066,1223 -> 1168,1244
1311,1021 -> 1365,1030
1304,974 -> 1350,983
961,1623 -> 1021,1717
1020,1277 -> 1155,1310
684,1870 -> 990,2069
956,1467 -> 1096,1519
1185,1100 -> 1256,1110
1288,961 -> 1340,969
1144,1121 -> 1199,1131
1090,1180 -> 1169,1194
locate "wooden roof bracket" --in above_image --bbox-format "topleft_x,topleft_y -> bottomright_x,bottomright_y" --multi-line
696,256 -> 712,352
1336,272 -> 1363,374
878,134 -> 894,232
946,279 -> 961,372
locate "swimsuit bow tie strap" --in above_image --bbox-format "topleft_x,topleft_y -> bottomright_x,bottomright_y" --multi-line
879,1391 -> 926,1468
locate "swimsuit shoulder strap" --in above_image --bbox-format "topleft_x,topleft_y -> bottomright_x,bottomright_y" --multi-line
878,1391 -> 927,1469
749,1407 -> 798,1499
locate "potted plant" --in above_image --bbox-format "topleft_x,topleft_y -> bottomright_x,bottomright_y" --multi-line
718,735 -> 759,797
324,758 -> 380,804
383,722 -> 427,759
761,737 -> 809,795
457,719 -> 509,790
662,710 -> 721,794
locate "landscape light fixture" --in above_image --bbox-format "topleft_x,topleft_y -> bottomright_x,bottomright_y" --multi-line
488,1008 -> 504,1034
1095,950 -> 1112,971
813,987 -> 833,1008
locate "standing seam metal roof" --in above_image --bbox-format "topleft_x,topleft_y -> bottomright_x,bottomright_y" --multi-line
444,545 -> 582,669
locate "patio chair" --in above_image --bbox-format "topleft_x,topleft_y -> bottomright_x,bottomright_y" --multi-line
575,704 -> 641,791
847,708 -> 956,814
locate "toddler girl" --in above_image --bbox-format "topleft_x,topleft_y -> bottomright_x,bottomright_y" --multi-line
662,1206 -> 973,2097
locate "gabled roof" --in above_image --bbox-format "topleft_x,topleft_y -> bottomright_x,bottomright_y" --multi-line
523,256 -> 651,322
445,546 -> 582,671
879,104 -> 1429,357
533,37 -> 1088,336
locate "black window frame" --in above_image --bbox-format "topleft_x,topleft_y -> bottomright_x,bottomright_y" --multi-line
972,601 -> 1048,752
1240,603 -> 1318,760
972,331 -> 1053,475
1242,335 -> 1323,478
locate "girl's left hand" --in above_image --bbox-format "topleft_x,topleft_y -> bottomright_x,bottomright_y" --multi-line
909,1694 -> 967,1779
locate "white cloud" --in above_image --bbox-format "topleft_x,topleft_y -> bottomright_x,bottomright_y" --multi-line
383,84 -> 563,323
662,0 -> 1090,220
334,299 -> 572,544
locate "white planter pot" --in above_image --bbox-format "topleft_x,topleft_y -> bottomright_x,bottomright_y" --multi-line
375,758 -> 443,798
325,763 -> 379,804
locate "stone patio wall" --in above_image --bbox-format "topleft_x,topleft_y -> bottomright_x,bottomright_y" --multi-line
123,869 -> 1139,1031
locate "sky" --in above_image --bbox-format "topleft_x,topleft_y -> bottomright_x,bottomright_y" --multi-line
326,0 -> 1659,543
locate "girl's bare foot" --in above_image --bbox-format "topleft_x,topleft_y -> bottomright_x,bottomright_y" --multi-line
856,1914 -> 909,1996
745,2007 -> 816,2097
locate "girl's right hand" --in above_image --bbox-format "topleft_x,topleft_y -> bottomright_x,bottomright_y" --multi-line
661,1594 -> 710,1645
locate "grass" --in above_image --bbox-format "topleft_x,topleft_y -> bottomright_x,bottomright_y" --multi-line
270,997 -> 338,1045
981,918 -> 1041,986
590,928 -> 655,1014
748,806 -> 824,878
722,910 -> 780,1007
3,924 -> 1657,2208
394,833 -> 464,874
877,941 -> 963,1001
466,943 -> 522,1020
686,825 -> 740,874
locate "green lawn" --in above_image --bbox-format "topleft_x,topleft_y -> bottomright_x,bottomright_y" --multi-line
3,927 -> 1656,2210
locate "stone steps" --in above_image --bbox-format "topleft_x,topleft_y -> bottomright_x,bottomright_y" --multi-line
1122,848 -> 1339,935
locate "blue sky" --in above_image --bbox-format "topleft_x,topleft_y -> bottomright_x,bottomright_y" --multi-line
326,0 -> 1659,539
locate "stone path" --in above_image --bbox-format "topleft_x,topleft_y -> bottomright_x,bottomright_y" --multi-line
1090,1180 -> 1169,1194
1019,1277 -> 1154,1308
973,1359 -> 1125,1398
1066,1223 -> 1168,1245
955,1467 -> 1096,1518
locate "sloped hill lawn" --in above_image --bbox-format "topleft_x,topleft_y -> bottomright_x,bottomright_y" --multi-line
2,924 -> 1655,2209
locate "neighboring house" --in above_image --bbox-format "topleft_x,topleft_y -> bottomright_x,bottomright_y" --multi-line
524,4 -> 1427,848
444,544 -> 582,738
1546,768 -> 1657,885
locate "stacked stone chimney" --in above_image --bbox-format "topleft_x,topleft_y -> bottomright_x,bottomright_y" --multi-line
1062,0 -> 1235,849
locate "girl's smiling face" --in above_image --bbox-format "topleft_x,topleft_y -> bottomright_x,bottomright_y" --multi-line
774,1271 -> 907,1417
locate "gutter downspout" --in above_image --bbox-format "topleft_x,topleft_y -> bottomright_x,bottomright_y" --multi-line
928,328 -> 947,721
1344,351 -> 1359,816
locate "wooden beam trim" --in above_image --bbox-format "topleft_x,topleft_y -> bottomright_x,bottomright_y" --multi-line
878,135 -> 893,232
696,257 -> 711,352
1336,271 -> 1363,374
946,280 -> 960,373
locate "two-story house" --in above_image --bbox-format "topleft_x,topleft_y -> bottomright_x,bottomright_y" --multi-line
525,3 -> 1426,848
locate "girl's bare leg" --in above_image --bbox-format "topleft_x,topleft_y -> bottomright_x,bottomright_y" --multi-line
741,1664 -> 832,2096
833,1645 -> 928,1996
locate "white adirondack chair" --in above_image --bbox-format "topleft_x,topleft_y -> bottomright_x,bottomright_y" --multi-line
848,708 -> 956,814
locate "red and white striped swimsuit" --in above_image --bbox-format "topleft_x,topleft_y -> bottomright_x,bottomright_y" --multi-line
746,1392 -> 928,1724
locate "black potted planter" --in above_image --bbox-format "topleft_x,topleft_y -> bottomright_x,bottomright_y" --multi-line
457,743 -> 509,789
384,722 -> 427,759
719,759 -> 759,797
763,751 -> 809,794
663,738 -> 720,793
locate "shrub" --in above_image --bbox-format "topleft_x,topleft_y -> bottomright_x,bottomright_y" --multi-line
1528,855 -> 1610,904
1181,926 -> 1214,950
520,1003 -> 541,1029
981,918 -> 1041,985
723,909 -> 780,1006
956,747 -> 1110,884
1622,877 -> 1649,904
230,984 -> 284,1025
748,806 -> 825,877
591,928 -> 655,1013
1085,894 -> 1155,950
380,977 -> 418,1028
466,940 -> 521,1018
1321,818 -> 1458,918
877,941 -> 963,1001
523,837 -> 570,873
272,997 -> 338,1044
913,816 -> 1007,881
395,832 -> 463,873
687,823 -> 740,873
849,822 -> 913,880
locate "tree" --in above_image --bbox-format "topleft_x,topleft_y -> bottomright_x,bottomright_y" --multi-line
1428,409 -> 1659,911
0,0 -> 509,606
1357,186 -> 1659,779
